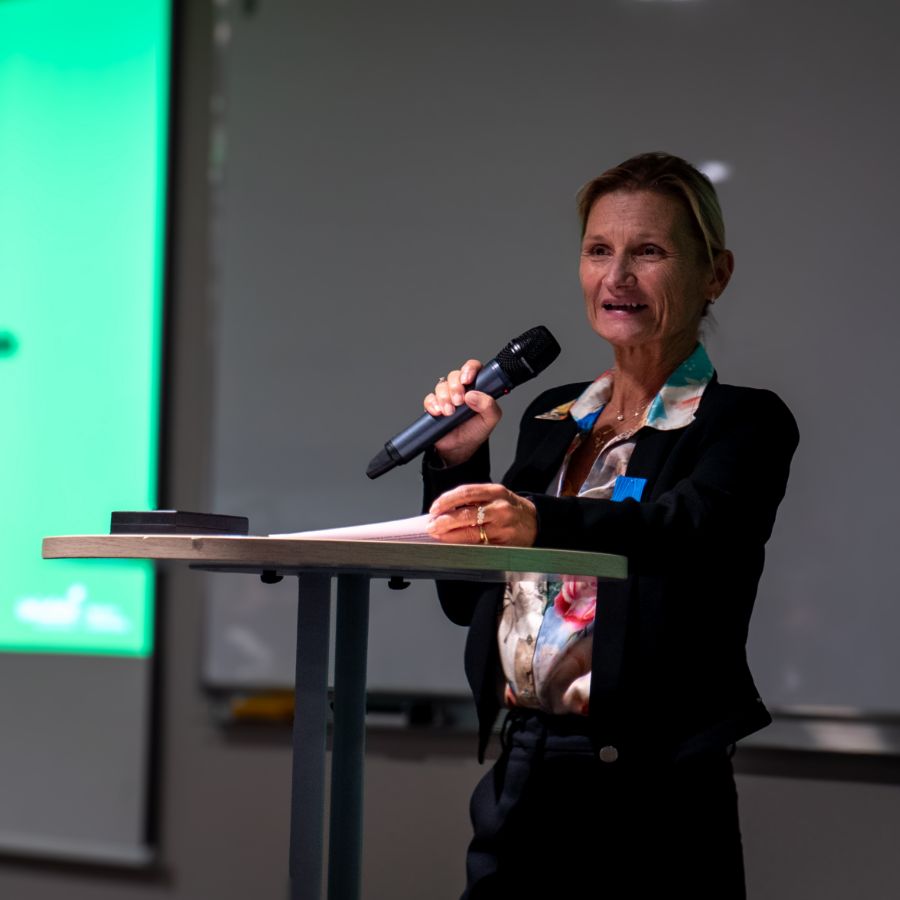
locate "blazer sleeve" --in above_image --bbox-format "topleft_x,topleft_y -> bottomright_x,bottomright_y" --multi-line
418,382 -> 585,626
524,387 -> 799,571
421,442 -> 492,510
420,442 -> 494,625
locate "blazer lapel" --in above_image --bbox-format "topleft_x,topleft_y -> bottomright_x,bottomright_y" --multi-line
625,426 -> 683,500
504,417 -> 579,493
627,374 -> 717,498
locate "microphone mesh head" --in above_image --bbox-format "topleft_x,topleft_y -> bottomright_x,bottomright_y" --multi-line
495,326 -> 561,386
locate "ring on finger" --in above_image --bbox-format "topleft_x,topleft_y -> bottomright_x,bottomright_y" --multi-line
476,505 -> 486,526
437,376 -> 447,384
478,525 -> 489,545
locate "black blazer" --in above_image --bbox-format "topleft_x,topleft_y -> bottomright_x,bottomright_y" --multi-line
423,377 -> 799,763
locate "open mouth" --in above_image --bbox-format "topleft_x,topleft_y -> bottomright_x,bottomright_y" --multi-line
602,302 -> 648,312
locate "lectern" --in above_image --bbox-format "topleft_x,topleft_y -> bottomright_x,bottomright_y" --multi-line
42,534 -> 627,900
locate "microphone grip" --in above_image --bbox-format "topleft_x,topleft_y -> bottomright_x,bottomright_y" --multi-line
382,360 -> 512,469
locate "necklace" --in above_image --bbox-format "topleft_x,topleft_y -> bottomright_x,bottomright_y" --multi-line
565,406 -> 646,495
591,399 -> 651,452
591,424 -> 618,454
615,402 -> 649,422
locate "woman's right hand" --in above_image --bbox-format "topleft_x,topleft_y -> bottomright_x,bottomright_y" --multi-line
423,359 -> 502,466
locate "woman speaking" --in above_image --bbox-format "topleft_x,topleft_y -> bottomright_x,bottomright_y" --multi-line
422,152 -> 798,898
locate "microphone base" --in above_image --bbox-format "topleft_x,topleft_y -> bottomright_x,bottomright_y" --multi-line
366,446 -> 399,479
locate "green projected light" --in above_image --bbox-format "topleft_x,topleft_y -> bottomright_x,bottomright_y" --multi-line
0,1 -> 170,656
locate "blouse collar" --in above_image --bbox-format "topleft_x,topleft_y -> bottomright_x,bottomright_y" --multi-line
536,343 -> 715,433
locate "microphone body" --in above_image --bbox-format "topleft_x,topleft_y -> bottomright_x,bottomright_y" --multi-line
366,326 -> 560,479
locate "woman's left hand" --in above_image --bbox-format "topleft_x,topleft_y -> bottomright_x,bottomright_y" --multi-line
427,484 -> 538,547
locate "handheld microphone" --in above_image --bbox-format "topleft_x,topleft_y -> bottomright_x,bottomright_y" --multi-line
366,325 -> 561,479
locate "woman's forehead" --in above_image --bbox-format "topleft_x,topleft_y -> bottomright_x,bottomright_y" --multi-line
584,190 -> 695,241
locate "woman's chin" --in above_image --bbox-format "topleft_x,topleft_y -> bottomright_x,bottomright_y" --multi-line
588,303 -> 655,338
589,317 -> 654,349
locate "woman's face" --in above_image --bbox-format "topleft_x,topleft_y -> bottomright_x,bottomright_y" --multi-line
579,189 -> 730,355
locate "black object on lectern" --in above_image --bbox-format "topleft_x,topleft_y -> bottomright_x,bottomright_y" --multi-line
110,510 -> 249,535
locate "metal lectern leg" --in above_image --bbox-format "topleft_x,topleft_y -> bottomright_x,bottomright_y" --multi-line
290,573 -> 332,900
327,575 -> 370,900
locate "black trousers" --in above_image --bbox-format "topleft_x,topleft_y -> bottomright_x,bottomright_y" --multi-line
464,711 -> 746,899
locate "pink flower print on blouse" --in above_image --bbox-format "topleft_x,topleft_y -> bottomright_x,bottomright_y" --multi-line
532,577 -> 597,713
552,575 -> 597,626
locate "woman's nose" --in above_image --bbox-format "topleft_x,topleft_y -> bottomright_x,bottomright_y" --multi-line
607,254 -> 636,289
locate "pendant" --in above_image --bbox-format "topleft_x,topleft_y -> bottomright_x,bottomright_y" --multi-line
616,413 -> 625,421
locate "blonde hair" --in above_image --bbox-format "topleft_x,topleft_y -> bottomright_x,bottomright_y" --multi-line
576,152 -> 727,269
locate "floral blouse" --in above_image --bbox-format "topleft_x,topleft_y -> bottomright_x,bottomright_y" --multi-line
498,344 -> 715,715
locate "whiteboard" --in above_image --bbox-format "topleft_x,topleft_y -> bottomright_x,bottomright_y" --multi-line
204,0 -> 900,713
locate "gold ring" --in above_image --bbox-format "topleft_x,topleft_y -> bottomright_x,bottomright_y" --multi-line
478,525 -> 489,545
476,505 -> 486,526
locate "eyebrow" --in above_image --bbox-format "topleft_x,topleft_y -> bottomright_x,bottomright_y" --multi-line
581,231 -> 668,243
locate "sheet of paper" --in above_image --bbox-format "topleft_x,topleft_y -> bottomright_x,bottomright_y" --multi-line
270,514 -> 437,542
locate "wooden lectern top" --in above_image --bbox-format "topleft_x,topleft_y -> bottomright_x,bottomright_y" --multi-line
42,534 -> 627,582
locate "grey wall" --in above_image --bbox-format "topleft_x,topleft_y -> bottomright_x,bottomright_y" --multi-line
0,655 -> 153,865
204,0 -> 900,715
2,2 -> 900,899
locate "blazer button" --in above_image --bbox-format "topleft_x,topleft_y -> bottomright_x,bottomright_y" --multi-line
598,745 -> 618,763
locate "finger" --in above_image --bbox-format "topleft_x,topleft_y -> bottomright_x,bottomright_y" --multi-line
459,359 -> 483,387
428,483 -> 510,516
434,370 -> 460,416
426,513 -> 462,538
447,368 -> 466,406
427,359 -> 485,419
431,523 -> 483,545
463,391 -> 502,428
428,499 -> 493,535
427,504 -> 475,535
428,486 -> 491,517
423,392 -> 442,415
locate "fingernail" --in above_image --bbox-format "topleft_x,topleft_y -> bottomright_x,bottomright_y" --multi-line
443,403 -> 454,415
452,393 -> 463,405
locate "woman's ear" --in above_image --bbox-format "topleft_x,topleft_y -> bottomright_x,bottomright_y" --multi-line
707,249 -> 735,301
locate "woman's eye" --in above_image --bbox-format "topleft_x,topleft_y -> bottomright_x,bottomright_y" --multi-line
637,244 -> 664,258
584,245 -> 611,257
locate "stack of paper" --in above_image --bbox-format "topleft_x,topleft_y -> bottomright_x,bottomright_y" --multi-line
270,514 -> 437,542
